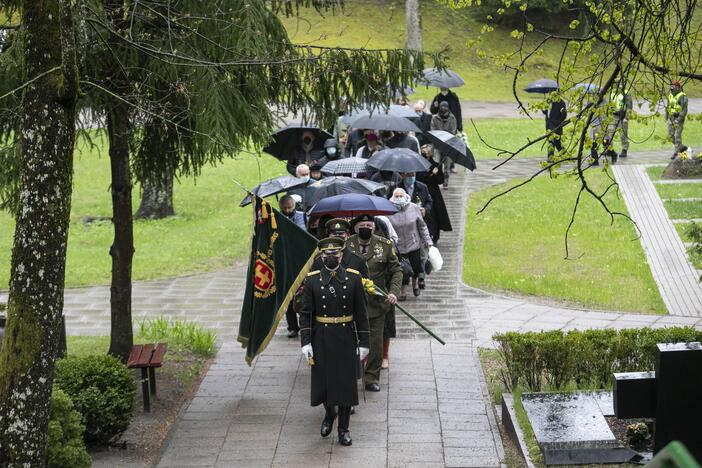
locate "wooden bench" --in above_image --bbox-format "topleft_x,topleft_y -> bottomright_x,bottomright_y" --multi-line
127,343 -> 168,412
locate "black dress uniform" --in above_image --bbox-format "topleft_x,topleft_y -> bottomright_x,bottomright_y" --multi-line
300,239 -> 370,446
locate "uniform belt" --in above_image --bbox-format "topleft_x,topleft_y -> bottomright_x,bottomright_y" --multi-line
315,315 -> 353,324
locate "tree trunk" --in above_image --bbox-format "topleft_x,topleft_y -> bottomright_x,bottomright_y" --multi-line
0,0 -> 77,465
405,0 -> 423,52
106,102 -> 134,362
135,171 -> 175,220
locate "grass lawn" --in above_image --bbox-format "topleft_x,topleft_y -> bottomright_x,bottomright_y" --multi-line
468,119 -> 702,160
656,182 -> 702,199
664,200 -> 702,220
0,134 -> 287,289
281,2 -> 702,103
645,165 -> 665,181
463,170 -> 666,313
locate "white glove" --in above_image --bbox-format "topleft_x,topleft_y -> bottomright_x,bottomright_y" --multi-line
301,344 -> 313,359
359,347 -> 369,361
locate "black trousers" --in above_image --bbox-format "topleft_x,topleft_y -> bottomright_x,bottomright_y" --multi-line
285,303 -> 299,332
400,249 -> 423,284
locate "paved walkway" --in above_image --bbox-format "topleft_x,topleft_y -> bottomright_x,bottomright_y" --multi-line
613,165 -> 702,316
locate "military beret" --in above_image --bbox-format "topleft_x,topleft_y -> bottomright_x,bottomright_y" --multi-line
325,218 -> 350,234
318,236 -> 345,252
352,214 -> 375,224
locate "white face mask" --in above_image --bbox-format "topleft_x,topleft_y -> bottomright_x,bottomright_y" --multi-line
440,90 -> 449,96
392,197 -> 409,207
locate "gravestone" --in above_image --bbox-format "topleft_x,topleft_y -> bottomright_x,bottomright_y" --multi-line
614,342 -> 702,461
521,391 -> 639,465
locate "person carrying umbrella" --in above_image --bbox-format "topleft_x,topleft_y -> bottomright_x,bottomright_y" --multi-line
430,102 -> 458,188
299,236 -> 370,446
287,130 -> 322,174
543,95 -> 567,162
347,215 -> 402,392
385,131 -> 420,153
355,132 -> 384,159
430,88 -> 463,133
417,145 -> 452,244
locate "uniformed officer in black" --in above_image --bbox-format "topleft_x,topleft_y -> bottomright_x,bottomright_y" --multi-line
310,218 -> 369,278
300,237 -> 370,446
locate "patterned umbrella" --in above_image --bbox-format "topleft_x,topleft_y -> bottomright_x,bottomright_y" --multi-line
419,68 -> 465,88
321,157 -> 370,175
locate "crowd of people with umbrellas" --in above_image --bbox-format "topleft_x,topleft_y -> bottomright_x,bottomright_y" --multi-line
240,69 -> 476,356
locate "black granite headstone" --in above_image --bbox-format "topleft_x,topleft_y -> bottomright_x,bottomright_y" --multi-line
613,342 -> 702,462
654,343 -> 702,459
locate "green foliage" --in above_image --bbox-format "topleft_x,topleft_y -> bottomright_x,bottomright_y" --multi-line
463,171 -> 666,313
494,327 -> 702,392
626,422 -> 651,444
138,317 -> 217,358
47,388 -> 91,468
54,355 -> 136,445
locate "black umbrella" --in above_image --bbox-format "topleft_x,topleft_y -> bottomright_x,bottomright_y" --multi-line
426,130 -> 476,171
524,79 -> 559,94
262,123 -> 333,160
321,157 -> 370,175
419,68 -> 465,88
366,147 -> 431,173
304,177 -> 386,207
350,114 -> 421,133
239,175 -> 308,207
308,193 -> 398,218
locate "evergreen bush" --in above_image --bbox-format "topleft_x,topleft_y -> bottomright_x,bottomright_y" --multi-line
54,355 -> 136,445
494,327 -> 702,392
47,388 -> 91,468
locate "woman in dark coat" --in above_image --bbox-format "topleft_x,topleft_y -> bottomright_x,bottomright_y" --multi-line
417,144 -> 452,243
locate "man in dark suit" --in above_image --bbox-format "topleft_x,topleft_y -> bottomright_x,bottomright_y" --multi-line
544,98 -> 567,161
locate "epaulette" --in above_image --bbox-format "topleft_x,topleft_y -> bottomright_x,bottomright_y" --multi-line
307,270 -> 320,277
379,237 -> 392,244
346,268 -> 360,275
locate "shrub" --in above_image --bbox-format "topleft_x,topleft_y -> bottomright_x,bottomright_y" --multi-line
139,317 -> 217,357
47,388 -> 91,468
626,422 -> 651,445
54,355 -> 136,445
493,327 -> 702,392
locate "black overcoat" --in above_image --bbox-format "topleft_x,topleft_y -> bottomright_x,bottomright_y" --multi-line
417,160 -> 452,241
300,267 -> 370,407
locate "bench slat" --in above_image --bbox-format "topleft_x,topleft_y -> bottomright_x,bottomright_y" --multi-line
135,343 -> 155,367
150,343 -> 168,368
127,345 -> 144,368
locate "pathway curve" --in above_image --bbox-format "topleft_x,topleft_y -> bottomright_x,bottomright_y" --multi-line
612,165 -> 702,316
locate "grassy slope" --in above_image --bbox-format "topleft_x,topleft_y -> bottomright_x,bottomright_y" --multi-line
282,2 -> 702,103
463,170 -> 666,313
0,135 -> 287,289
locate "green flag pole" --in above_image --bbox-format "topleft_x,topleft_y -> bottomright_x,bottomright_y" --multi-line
364,280 -> 445,345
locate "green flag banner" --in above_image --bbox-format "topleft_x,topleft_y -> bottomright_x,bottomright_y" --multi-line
237,196 -> 318,364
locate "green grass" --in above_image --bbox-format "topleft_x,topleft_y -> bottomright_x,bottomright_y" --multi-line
645,165 -> 665,181
138,317 -> 217,357
676,223 -> 695,242
656,182 -> 702,199
281,2 -> 702,103
664,200 -> 702,220
0,134 -> 287,289
66,336 -> 110,358
469,118 -> 702,160
463,170 -> 666,313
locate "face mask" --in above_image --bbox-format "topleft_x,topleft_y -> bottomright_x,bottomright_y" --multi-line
303,136 -> 312,144
327,147 -> 337,156
358,227 -> 373,240
403,176 -> 416,186
392,197 -> 409,208
440,90 -> 448,96
299,175 -> 310,183
323,256 -> 340,270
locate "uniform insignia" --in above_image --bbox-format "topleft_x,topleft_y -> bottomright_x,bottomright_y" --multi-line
346,268 -> 360,275
329,286 -> 336,294
307,270 -> 321,277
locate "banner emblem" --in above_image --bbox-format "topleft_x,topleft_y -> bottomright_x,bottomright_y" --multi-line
254,254 -> 276,298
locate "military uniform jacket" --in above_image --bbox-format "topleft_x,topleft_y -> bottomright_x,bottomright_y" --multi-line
300,266 -> 370,407
310,247 -> 369,278
347,234 -> 403,319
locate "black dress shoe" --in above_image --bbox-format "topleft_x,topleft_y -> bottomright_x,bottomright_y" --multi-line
413,287 -> 420,297
365,382 -> 381,392
418,277 -> 426,290
321,414 -> 336,437
338,431 -> 352,446
287,329 -> 298,338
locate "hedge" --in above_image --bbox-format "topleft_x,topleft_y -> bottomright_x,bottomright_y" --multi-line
493,327 -> 702,392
